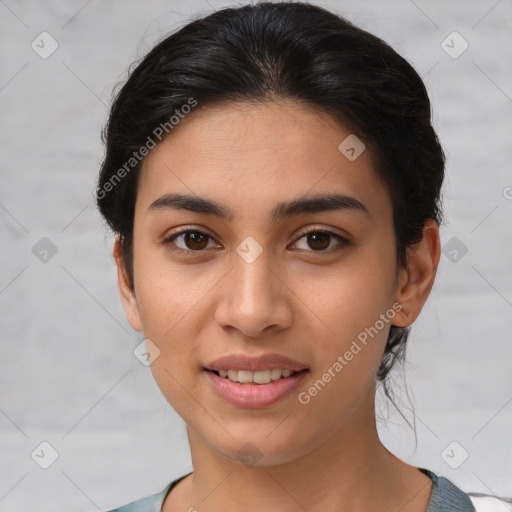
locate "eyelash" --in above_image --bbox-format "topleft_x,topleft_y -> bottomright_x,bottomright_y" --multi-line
161,227 -> 350,255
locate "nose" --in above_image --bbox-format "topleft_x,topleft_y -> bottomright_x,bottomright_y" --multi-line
214,247 -> 293,338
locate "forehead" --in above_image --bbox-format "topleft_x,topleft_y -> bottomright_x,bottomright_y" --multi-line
136,99 -> 391,223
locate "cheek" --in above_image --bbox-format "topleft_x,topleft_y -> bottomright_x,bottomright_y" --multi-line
134,262 -> 207,421
300,250 -> 396,389
132,249 -> 222,391
134,250 -> 207,337
307,257 -> 395,337
293,274 -> 394,435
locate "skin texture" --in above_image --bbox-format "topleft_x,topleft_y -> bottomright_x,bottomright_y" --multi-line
114,99 -> 440,512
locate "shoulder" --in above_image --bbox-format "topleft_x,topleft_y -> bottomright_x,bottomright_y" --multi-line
420,468 -> 512,512
105,473 -> 191,512
105,484 -> 172,512
420,468 -> 475,512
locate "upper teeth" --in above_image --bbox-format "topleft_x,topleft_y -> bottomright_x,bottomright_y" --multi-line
218,369 -> 295,384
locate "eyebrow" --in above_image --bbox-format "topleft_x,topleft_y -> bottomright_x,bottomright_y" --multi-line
148,192 -> 370,223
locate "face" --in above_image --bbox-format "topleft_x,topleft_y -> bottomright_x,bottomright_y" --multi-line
116,99 -> 419,467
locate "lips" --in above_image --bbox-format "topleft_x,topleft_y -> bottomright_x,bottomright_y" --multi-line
205,369 -> 309,409
203,353 -> 309,408
204,353 -> 309,372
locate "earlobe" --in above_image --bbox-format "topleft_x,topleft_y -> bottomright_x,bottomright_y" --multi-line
392,219 -> 441,328
113,238 -> 143,332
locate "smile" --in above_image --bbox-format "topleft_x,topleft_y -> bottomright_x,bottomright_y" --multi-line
215,368 -> 297,384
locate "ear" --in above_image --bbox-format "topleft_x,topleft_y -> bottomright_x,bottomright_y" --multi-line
392,219 -> 441,327
113,237 -> 143,332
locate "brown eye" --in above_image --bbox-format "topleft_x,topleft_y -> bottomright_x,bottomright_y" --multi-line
293,229 -> 348,253
163,229 -> 218,252
305,232 -> 331,251
182,231 -> 209,250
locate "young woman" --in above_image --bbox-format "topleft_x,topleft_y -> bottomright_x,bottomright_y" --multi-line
96,2 -> 484,511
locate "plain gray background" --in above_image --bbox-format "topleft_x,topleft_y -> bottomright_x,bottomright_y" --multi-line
0,0 -> 511,510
